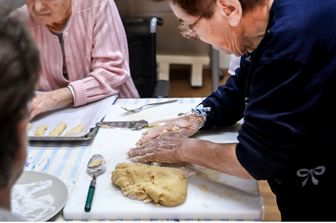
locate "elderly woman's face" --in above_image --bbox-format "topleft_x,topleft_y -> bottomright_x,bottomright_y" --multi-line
26,0 -> 72,27
169,1 -> 245,56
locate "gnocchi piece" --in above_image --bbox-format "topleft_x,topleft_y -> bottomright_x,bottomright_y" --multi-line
34,124 -> 48,136
64,124 -> 84,136
48,122 -> 67,136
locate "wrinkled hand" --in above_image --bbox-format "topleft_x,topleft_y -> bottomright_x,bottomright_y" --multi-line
136,113 -> 205,146
129,134 -> 187,164
30,92 -> 51,119
29,88 -> 73,120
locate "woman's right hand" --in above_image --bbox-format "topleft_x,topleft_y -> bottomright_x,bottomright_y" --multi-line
136,112 -> 205,146
29,88 -> 73,120
29,91 -> 51,120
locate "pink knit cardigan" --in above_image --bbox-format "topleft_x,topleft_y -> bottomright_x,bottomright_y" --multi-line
13,0 -> 139,106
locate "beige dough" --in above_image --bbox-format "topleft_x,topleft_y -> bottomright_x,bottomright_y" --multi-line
112,162 -> 187,207
89,159 -> 102,168
48,122 -> 67,136
34,124 -> 48,136
64,124 -> 84,136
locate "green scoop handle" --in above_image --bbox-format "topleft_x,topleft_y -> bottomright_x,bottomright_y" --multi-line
84,176 -> 96,212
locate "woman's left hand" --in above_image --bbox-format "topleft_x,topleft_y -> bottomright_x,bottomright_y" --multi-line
128,134 -> 199,164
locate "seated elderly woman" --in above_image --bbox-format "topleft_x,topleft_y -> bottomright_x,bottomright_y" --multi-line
12,0 -> 139,119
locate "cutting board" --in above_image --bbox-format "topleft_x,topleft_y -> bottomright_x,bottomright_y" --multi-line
63,99 -> 263,220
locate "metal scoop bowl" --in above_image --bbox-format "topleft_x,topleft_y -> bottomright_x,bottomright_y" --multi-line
84,154 -> 106,212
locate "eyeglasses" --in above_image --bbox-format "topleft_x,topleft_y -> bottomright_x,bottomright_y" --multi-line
178,16 -> 202,40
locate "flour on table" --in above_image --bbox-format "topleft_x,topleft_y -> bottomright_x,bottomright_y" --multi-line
199,185 -> 208,191
11,180 -> 55,221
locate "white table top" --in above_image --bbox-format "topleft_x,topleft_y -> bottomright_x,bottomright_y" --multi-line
64,98 -> 263,221
25,97 -> 263,221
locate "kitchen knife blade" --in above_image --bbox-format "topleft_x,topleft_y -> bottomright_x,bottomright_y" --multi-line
96,120 -> 149,130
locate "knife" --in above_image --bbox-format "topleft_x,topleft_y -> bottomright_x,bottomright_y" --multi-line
96,120 -> 149,130
96,116 -> 185,131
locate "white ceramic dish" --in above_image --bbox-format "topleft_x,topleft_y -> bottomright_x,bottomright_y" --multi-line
12,171 -> 68,221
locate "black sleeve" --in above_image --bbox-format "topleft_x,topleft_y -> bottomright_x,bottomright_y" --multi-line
201,55 -> 250,128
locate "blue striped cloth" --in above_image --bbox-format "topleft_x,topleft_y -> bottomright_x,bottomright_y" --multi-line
25,142 -> 91,192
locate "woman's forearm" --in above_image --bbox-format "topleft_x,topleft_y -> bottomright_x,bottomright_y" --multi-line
50,87 -> 73,109
180,139 -> 253,179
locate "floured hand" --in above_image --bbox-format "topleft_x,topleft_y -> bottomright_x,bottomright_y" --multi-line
136,113 -> 205,146
129,135 -> 200,164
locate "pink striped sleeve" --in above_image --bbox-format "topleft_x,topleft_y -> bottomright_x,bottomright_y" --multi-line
69,0 -> 139,106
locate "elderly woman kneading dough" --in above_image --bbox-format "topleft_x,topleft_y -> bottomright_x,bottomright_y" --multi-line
129,0 -> 336,221
12,0 -> 139,119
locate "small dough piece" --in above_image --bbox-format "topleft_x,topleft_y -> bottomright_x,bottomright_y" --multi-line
162,125 -> 181,134
34,124 -> 48,136
89,159 -> 102,168
64,124 -> 84,136
49,122 -> 67,136
112,162 -> 187,207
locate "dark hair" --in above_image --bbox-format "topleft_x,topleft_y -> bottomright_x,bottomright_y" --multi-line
0,8 -> 39,188
159,0 -> 265,18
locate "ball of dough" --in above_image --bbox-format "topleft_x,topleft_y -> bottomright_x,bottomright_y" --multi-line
112,162 -> 187,207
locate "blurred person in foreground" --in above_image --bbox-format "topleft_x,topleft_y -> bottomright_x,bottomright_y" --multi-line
0,7 -> 39,221
11,0 -> 139,119
129,0 -> 336,220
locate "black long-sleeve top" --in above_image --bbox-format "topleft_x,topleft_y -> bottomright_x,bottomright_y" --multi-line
201,0 -> 336,182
